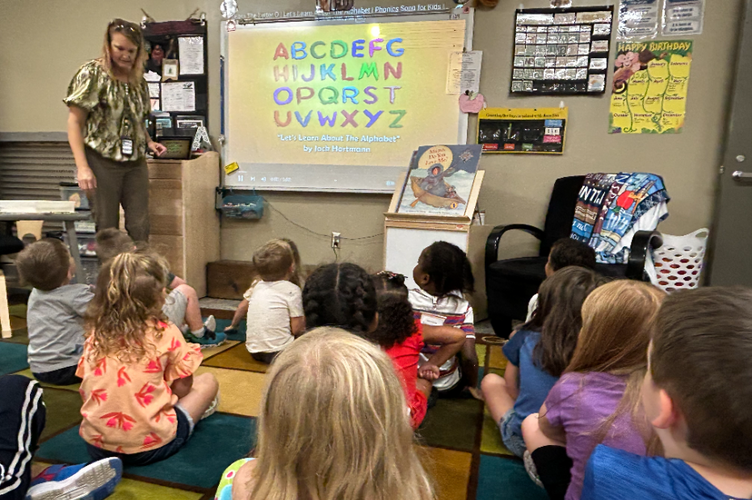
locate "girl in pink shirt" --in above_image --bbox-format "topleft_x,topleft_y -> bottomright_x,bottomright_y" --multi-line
77,251 -> 219,466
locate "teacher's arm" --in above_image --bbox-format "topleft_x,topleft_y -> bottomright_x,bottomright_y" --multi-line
67,106 -> 97,191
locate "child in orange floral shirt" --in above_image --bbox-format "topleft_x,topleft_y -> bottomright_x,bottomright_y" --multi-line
77,251 -> 219,466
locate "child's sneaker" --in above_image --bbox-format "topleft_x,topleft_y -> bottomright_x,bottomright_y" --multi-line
184,328 -> 226,348
26,457 -> 123,500
204,315 -> 216,333
523,450 -> 545,489
202,391 -> 220,420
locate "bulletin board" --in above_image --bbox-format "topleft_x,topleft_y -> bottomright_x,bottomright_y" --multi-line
220,11 -> 475,193
477,107 -> 567,154
511,6 -> 613,95
142,20 -> 209,138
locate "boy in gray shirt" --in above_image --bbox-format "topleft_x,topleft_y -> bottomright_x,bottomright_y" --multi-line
16,238 -> 93,385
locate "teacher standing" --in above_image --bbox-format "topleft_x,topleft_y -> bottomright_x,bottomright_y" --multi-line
65,19 -> 166,243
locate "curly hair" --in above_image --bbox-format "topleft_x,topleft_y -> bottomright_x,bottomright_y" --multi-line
302,263 -> 378,336
85,250 -> 169,363
366,272 -> 418,349
419,241 -> 474,296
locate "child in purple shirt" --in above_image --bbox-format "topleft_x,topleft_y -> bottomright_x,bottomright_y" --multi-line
582,287 -> 752,500
521,280 -> 665,500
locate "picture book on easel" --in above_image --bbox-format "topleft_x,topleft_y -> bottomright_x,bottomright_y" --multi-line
396,144 -> 482,216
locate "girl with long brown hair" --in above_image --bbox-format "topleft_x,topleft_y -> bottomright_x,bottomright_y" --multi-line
521,280 -> 665,500
481,267 -> 604,458
77,251 -> 218,466
65,19 -> 166,243
214,327 -> 436,500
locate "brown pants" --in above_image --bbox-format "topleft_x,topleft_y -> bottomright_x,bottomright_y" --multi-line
85,148 -> 150,243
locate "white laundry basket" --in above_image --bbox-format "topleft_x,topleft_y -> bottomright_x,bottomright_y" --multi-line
646,229 -> 708,292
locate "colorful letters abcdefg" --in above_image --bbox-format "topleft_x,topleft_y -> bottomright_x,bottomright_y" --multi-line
272,38 -> 406,129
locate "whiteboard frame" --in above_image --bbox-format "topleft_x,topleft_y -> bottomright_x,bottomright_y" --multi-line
220,9 -> 475,193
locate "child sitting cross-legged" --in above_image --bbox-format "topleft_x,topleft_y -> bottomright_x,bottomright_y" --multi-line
95,228 -> 224,347
582,286 -> 752,500
481,266 -> 603,459
522,280 -> 665,500
368,271 -> 467,430
16,238 -> 94,386
225,239 -> 305,364
77,250 -> 219,466
410,241 -> 480,399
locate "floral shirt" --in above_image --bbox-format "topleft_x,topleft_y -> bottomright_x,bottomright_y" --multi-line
76,321 -> 202,454
64,60 -> 151,162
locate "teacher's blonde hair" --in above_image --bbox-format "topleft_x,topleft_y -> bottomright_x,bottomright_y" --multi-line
250,327 -> 436,500
100,18 -> 147,82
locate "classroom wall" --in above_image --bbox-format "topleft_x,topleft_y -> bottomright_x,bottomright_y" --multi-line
0,0 -> 743,269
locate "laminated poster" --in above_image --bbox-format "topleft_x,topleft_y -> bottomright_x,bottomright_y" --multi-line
662,0 -> 704,36
617,0 -> 660,40
609,40 -> 692,134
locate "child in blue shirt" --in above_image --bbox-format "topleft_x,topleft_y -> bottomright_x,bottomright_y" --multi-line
481,266 -> 603,457
582,286 -> 752,500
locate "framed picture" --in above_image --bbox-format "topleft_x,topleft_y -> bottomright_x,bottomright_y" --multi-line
162,59 -> 179,81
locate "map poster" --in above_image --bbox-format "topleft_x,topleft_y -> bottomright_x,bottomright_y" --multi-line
609,40 -> 693,134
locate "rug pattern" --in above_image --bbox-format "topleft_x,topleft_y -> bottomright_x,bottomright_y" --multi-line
1,311 -> 546,500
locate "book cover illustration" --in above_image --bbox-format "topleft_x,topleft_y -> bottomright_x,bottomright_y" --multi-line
396,144 -> 481,216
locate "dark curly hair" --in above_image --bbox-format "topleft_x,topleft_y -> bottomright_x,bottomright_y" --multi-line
302,263 -> 378,336
366,272 -> 418,349
419,241 -> 474,297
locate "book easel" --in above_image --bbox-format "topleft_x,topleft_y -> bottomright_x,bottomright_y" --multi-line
383,170 -> 493,319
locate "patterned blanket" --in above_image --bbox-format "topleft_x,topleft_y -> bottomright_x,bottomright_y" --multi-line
571,173 -> 670,264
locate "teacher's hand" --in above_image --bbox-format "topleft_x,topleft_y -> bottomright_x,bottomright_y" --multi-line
77,165 -> 97,191
148,140 -> 167,157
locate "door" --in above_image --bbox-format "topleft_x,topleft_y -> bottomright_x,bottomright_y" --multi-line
707,0 -> 752,286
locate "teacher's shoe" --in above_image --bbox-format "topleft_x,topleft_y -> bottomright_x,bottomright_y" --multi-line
26,457 -> 123,500
184,328 -> 226,348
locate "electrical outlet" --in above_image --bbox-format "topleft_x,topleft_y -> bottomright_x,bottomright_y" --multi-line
331,232 -> 341,249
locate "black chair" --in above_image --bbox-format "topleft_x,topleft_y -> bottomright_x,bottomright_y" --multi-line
485,175 -> 663,337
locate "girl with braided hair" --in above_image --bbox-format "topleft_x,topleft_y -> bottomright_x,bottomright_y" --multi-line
302,263 -> 379,335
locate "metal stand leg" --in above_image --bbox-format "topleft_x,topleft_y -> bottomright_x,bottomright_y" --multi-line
65,221 -> 83,283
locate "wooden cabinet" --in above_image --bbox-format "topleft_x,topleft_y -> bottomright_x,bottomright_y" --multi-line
148,152 -> 220,297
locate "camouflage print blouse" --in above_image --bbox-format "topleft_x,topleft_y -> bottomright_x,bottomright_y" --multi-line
64,60 -> 150,162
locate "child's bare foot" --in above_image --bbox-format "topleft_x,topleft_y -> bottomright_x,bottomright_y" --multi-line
467,386 -> 484,401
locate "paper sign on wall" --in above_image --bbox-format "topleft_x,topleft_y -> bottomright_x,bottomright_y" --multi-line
609,40 -> 693,134
618,0 -> 660,40
446,51 -> 483,94
178,36 -> 205,75
662,0 -> 704,36
161,82 -> 196,112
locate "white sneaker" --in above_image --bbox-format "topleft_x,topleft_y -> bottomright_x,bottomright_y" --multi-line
202,391 -> 220,420
204,315 -> 216,333
25,457 -> 123,500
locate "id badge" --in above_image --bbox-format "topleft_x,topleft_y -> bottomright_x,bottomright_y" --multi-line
121,137 -> 133,157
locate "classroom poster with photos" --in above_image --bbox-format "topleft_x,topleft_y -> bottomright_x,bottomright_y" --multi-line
511,6 -> 614,95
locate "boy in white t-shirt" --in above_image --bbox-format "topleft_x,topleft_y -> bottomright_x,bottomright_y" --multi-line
225,239 -> 305,363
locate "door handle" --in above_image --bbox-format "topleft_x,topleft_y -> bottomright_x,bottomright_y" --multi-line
732,170 -> 752,180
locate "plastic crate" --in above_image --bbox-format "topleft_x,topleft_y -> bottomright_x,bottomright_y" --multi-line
60,182 -> 90,210
76,257 -> 99,285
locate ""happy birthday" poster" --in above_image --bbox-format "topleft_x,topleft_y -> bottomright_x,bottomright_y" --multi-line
608,40 -> 693,134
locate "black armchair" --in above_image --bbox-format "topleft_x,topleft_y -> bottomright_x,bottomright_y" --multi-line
485,175 -> 663,337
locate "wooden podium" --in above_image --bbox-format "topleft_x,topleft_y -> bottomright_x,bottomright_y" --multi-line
384,170 -> 493,320
148,152 -> 220,297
